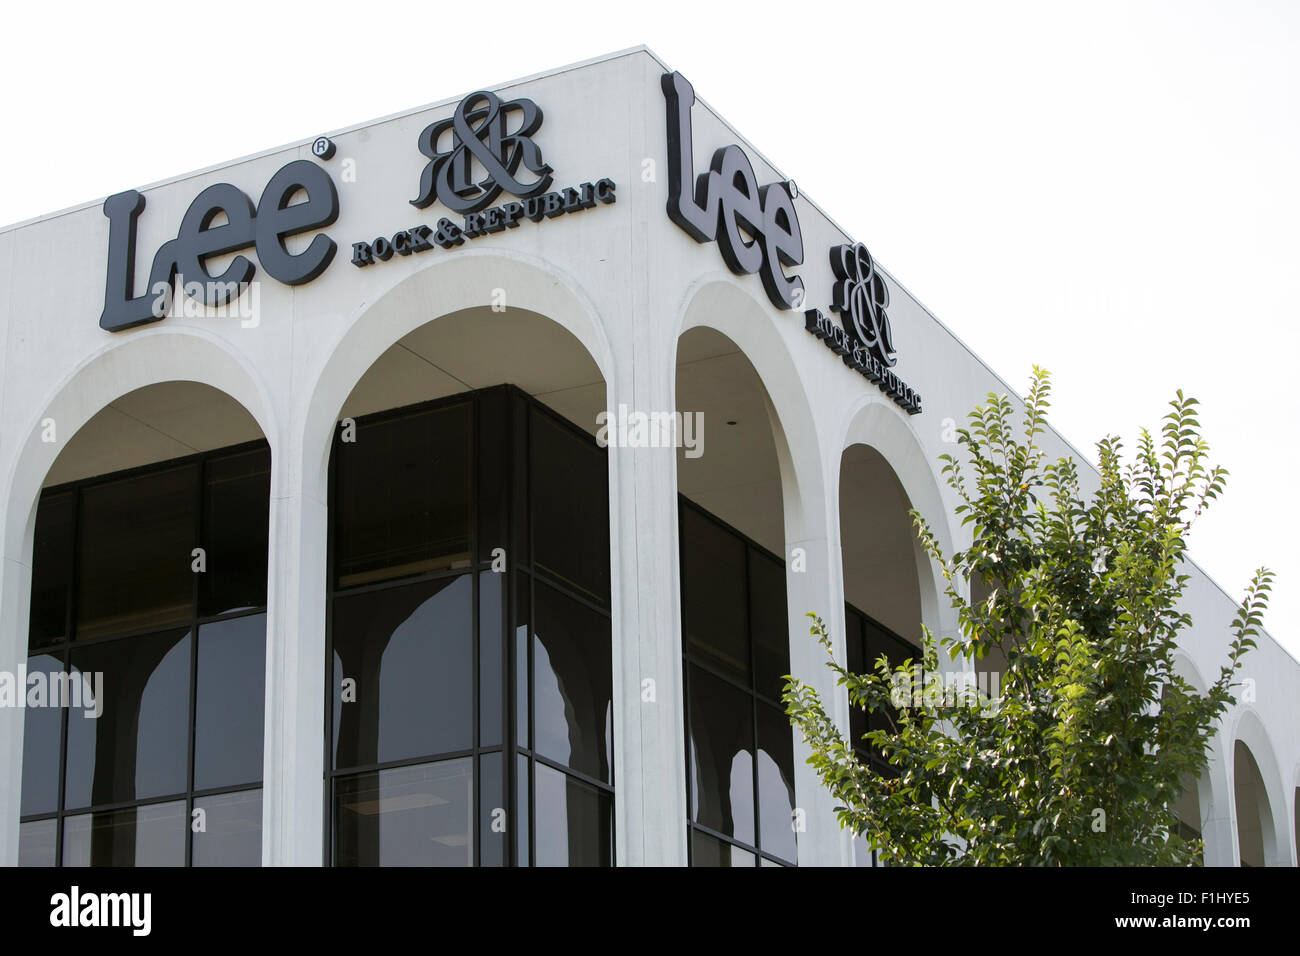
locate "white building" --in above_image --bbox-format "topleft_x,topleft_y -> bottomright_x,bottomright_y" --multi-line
0,47 -> 1294,866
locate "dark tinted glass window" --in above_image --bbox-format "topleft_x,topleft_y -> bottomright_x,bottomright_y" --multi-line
532,581 -> 612,783
750,550 -> 789,701
530,409 -> 609,604
845,602 -> 919,770
691,828 -> 756,867
334,759 -> 473,867
28,492 -> 73,648
476,388 -> 509,554
76,465 -> 197,641
516,573 -> 530,748
19,819 -> 57,867
478,753 -> 505,867
194,614 -> 266,790
688,665 -> 755,845
334,404 -> 471,588
332,575 -> 473,769
22,441 -> 270,868
534,762 -> 613,866
516,753 -> 531,867
682,500 -> 795,865
681,506 -> 749,683
757,702 -> 797,863
64,629 -> 191,809
865,613 -> 919,735
200,448 -> 270,616
20,653 -> 64,816
327,388 -> 614,867
62,800 -> 187,867
479,570 -> 504,749
192,789 -> 263,867
845,606 -> 868,748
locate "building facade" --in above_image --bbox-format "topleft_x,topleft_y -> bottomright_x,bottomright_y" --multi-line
0,47 -> 1295,866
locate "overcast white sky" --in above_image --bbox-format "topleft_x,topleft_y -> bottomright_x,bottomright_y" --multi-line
2,0 -> 1295,658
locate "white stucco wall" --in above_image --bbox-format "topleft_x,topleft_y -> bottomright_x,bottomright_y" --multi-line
0,46 -> 1293,867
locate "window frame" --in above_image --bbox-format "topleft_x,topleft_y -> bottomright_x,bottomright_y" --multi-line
19,438 -> 271,867
324,386 -> 615,867
679,496 -> 798,867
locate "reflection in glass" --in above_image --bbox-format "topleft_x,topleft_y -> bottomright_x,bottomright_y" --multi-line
76,465 -> 197,641
691,828 -> 756,867
681,506 -> 749,682
64,629 -> 191,809
749,550 -> 789,701
334,759 -> 473,866
534,763 -> 612,866
530,409 -> 610,603
24,440 -> 273,870
62,801 -> 187,866
757,702 -> 797,863
682,501 -> 800,865
533,581 -> 612,783
28,492 -> 72,649
334,404 -> 471,588
845,607 -> 868,749
332,576 -> 472,769
325,388 -> 617,867
195,614 -> 265,790
688,665 -> 755,845
479,753 -> 504,867
201,448 -> 270,616
479,571 -> 503,748
18,819 -> 57,867
20,653 -> 64,817
476,388 -> 509,556
192,789 -> 262,867
845,603 -> 919,762
864,616 -> 918,735
516,574 -> 530,749
517,754 -> 531,867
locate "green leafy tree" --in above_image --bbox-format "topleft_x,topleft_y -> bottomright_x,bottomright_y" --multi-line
784,368 -> 1272,865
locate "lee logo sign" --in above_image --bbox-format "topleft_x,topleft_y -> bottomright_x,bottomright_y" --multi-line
661,71 -> 804,311
97,86 -> 615,331
98,160 -> 339,332
351,88 -> 616,270
661,71 -> 922,415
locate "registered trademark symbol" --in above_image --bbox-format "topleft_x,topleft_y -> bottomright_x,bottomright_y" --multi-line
312,136 -> 337,160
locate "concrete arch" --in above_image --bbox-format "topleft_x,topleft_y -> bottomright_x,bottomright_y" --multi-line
1170,651 -> 1233,864
673,274 -> 841,867
266,248 -> 619,866
0,326 -> 277,866
298,248 -> 616,501
1229,707 -> 1290,866
837,395 -> 957,659
3,327 -> 277,560
674,275 -> 828,542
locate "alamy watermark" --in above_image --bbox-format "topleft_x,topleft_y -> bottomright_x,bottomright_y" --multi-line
890,665 -> 1003,714
0,667 -> 103,718
150,275 -> 261,327
50,886 -> 150,936
595,405 -> 704,458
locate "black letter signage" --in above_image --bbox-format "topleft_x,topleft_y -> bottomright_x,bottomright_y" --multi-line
660,73 -> 922,414
410,90 -> 553,213
661,71 -> 805,311
99,159 -> 339,332
830,242 -> 895,367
